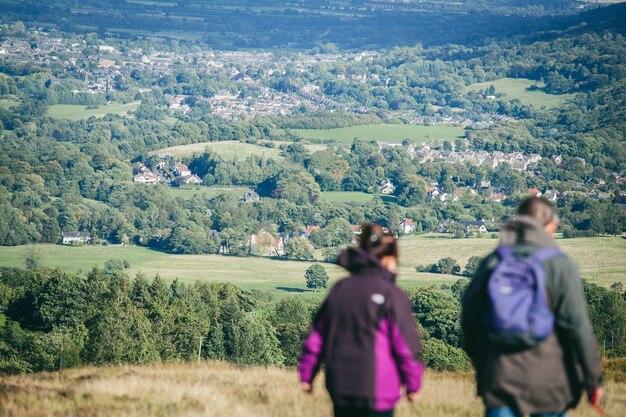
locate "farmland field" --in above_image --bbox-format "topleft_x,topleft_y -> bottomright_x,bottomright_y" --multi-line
321,191 -> 397,204
46,102 -> 141,120
151,140 -> 284,159
1,361 -> 624,417
152,140 -> 327,159
289,124 -> 465,145
466,78 -> 575,109
0,235 -> 623,295
163,186 -> 252,200
0,98 -> 19,109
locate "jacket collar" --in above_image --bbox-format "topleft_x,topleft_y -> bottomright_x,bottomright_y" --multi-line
336,247 -> 397,284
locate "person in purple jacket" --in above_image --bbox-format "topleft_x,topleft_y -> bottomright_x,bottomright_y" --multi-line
298,223 -> 424,417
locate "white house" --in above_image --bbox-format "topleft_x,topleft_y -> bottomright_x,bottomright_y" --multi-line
173,163 -> 192,177
133,172 -> 160,184
62,232 -> 92,245
379,179 -> 395,195
399,219 -> 417,234
98,45 -> 116,53
460,221 -> 489,234
182,174 -> 203,184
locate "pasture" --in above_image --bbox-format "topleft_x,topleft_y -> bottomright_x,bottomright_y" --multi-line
0,361 -> 624,417
466,78 -> 575,109
150,141 -> 284,159
321,191 -> 397,204
46,102 -> 141,120
289,124 -> 465,145
0,235 -> 623,296
163,186 -> 252,200
0,98 -> 19,109
151,140 -> 327,159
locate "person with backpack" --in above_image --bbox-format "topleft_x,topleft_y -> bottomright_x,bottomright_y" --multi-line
298,223 -> 424,417
462,196 -> 604,417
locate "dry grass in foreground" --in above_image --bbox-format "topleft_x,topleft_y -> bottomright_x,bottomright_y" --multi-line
0,362 -> 624,417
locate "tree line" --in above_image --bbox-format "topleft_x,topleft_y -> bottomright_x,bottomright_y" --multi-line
1,267 -> 624,374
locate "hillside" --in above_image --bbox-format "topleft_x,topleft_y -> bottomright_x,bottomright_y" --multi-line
1,362 -> 624,417
0,235 -> 623,294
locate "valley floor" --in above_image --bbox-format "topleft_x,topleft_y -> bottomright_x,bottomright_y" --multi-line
0,362 -> 624,417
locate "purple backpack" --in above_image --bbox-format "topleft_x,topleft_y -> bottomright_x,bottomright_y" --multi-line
485,246 -> 563,348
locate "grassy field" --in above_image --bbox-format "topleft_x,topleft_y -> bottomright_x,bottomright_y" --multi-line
163,186 -> 252,200
466,78 -> 575,109
46,102 -> 141,120
0,98 -> 19,109
274,141 -> 329,153
0,235 -> 623,295
127,0 -> 176,6
152,140 -> 327,159
321,191 -> 397,204
289,124 -> 465,145
0,362 -> 624,417
151,141 -> 284,159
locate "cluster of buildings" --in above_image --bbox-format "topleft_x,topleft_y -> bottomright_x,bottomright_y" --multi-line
406,145 -> 545,172
208,88 -> 303,121
243,220 -> 411,256
132,161 -> 202,186
133,164 -> 161,185
0,27 -> 381,121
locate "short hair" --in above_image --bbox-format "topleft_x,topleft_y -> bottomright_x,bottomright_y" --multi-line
359,223 -> 398,259
517,196 -> 559,226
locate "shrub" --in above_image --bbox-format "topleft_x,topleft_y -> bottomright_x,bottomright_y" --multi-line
422,337 -> 471,371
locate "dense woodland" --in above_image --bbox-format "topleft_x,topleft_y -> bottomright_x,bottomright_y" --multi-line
1,266 -> 624,374
0,2 -> 625,375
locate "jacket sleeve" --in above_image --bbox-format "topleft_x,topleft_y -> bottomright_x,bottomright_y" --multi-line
389,290 -> 424,394
550,258 -> 603,389
298,300 -> 327,384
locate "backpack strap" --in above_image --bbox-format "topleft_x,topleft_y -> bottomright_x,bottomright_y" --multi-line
532,247 -> 563,263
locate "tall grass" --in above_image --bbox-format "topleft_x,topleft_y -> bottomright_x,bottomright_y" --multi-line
0,362 -> 624,417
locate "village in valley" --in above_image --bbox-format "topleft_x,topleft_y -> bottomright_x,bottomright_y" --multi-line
1,19 -> 624,256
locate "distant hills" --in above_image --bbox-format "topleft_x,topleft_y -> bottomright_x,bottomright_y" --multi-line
1,0 -> 625,49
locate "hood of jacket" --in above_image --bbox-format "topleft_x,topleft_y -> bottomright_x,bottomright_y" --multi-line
336,247 -> 396,284
499,215 -> 557,248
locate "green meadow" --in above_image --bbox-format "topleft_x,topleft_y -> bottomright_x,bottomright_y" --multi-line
163,186 -> 252,200
321,191 -> 397,204
289,124 -> 465,145
466,78 -> 575,109
152,140 -> 327,159
151,140 -> 284,159
0,235 -> 622,296
0,98 -> 19,109
46,102 -> 141,120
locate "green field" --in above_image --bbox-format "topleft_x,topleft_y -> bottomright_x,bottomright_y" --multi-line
466,78 -> 575,109
321,191 -> 397,204
274,141 -> 329,153
151,141 -> 284,159
289,124 -> 465,145
163,186 -> 252,200
0,98 -> 19,109
0,235 -> 623,296
46,102 -> 141,120
127,0 -> 176,6
152,140 -> 327,159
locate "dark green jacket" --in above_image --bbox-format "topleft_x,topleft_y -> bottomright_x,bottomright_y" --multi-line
461,216 -> 603,415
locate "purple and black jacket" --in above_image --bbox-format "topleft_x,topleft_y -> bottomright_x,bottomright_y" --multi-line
298,248 -> 424,412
